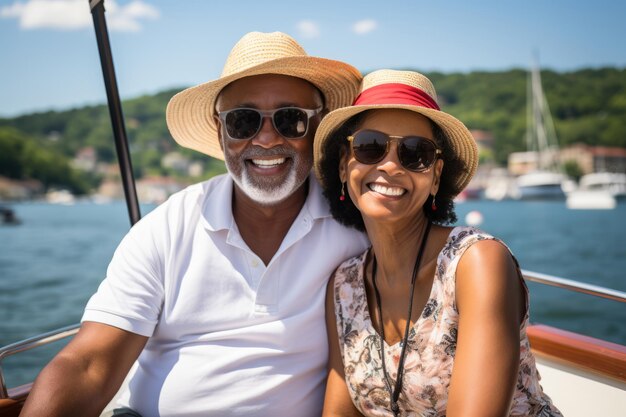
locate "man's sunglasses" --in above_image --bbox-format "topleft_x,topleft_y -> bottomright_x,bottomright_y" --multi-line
217,106 -> 323,140
347,129 -> 442,172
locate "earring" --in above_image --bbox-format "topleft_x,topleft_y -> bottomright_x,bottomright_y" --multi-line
340,182 -> 346,201
431,194 -> 437,211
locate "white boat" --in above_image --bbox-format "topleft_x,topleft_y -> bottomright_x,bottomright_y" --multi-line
44,189 -> 76,205
578,172 -> 626,199
566,189 -> 617,210
514,61 -> 571,200
565,171 -> 625,209
514,170 -> 568,200
484,168 -> 516,201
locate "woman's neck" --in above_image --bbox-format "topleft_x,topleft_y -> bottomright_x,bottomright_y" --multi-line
364,215 -> 430,287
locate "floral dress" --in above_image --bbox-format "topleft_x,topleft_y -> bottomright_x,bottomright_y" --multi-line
332,226 -> 562,416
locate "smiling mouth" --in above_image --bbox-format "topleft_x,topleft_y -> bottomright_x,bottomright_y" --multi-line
250,157 -> 287,169
368,183 -> 406,197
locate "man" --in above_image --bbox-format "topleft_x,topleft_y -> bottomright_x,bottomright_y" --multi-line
20,32 -> 368,417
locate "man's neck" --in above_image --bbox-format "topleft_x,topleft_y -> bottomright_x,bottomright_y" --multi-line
232,180 -> 309,265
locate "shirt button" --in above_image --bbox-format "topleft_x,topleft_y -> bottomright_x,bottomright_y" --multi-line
251,259 -> 259,268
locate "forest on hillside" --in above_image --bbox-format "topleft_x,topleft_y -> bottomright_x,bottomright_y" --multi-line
1,67 -> 625,193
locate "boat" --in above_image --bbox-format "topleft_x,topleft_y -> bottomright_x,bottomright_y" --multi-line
44,189 -> 76,205
1,270 -> 624,417
513,61 -> 571,200
483,168 -> 516,201
578,172 -> 626,200
1,4 -> 625,416
565,171 -> 625,210
566,189 -> 616,210
0,206 -> 20,225
514,170 -> 569,200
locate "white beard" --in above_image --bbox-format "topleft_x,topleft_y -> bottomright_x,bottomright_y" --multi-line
232,164 -> 300,206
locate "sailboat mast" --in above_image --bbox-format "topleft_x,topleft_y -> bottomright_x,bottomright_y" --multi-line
532,63 -> 550,170
89,0 -> 141,226
525,69 -> 535,156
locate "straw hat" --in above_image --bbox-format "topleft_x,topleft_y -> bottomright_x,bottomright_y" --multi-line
313,69 -> 478,195
166,31 -> 362,160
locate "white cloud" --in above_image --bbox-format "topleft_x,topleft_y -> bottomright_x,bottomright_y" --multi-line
0,0 -> 159,32
296,20 -> 320,39
352,19 -> 378,35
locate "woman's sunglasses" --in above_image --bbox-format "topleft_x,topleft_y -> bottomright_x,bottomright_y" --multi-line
217,106 -> 323,140
347,129 -> 442,172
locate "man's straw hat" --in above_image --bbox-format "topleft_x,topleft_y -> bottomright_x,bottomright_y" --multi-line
166,31 -> 362,160
314,69 -> 478,195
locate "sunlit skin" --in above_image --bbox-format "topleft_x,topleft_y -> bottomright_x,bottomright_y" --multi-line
323,109 -> 524,417
215,74 -> 323,208
339,109 -> 446,345
215,74 -> 324,264
341,109 -> 443,230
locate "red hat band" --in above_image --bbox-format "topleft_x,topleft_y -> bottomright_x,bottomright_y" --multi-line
352,83 -> 440,110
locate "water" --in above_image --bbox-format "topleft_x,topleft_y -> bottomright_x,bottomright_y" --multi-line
1,199 -> 625,388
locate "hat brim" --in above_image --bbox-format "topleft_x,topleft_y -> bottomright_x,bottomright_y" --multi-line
313,104 -> 478,196
166,56 -> 361,160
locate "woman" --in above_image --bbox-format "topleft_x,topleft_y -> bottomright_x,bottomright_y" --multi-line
314,69 -> 561,417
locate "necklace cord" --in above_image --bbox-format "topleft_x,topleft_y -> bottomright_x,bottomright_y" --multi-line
372,221 -> 432,415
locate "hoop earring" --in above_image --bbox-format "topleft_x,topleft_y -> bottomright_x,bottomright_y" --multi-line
431,194 -> 437,211
340,182 -> 346,201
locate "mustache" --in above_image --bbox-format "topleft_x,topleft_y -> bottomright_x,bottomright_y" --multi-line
241,145 -> 297,160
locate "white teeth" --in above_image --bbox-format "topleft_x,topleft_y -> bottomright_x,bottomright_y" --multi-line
252,158 -> 286,168
369,183 -> 406,196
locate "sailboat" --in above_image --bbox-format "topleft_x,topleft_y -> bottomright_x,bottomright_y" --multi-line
512,62 -> 572,200
0,6 -> 625,417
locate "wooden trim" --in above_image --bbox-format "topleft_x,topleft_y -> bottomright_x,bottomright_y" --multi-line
0,384 -> 31,417
1,326 -> 624,415
527,324 -> 626,382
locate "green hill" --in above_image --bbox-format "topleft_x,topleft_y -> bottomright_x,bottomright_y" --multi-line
1,68 -> 625,192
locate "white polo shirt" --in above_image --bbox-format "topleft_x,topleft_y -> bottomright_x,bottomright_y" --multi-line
82,173 -> 369,417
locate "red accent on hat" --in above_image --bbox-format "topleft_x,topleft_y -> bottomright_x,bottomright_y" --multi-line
352,83 -> 440,110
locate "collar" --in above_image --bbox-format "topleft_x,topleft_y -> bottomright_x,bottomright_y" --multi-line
200,173 -> 331,233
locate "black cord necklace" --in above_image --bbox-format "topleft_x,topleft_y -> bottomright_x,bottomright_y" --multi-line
371,221 -> 432,417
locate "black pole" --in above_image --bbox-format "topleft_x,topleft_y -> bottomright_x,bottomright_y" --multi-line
89,0 -> 141,226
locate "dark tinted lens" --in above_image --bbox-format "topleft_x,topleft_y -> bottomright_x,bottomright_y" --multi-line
399,137 -> 437,171
225,109 -> 261,139
274,108 -> 308,138
352,130 -> 388,164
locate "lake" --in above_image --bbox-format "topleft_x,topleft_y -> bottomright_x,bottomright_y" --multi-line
1,198 -> 625,387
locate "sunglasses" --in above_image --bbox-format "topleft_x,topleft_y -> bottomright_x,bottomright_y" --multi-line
347,129 -> 442,172
217,106 -> 323,140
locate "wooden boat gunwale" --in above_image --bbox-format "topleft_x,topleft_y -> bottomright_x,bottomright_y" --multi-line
1,272 -> 625,417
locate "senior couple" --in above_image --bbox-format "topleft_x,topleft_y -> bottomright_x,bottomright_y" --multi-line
21,32 -> 561,417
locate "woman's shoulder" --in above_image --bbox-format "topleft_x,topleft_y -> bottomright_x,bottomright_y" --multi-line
439,226 -> 500,260
331,249 -> 369,286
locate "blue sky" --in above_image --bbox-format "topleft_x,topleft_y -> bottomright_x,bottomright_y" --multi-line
1,0 -> 625,117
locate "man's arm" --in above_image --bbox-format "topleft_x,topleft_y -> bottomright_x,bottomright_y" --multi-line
20,321 -> 148,417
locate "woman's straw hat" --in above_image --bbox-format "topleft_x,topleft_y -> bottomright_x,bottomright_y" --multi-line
313,69 -> 478,195
166,31 -> 362,160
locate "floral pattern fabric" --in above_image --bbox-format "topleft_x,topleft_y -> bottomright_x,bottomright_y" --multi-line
333,226 -> 562,417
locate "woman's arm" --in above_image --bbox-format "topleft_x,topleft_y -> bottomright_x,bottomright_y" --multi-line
322,275 -> 364,417
446,239 -> 525,417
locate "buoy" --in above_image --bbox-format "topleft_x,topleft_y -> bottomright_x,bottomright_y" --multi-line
465,210 -> 483,226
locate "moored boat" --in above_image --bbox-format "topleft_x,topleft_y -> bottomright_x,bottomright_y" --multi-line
513,60 -> 572,201
566,189 -> 616,210
578,172 -> 626,200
